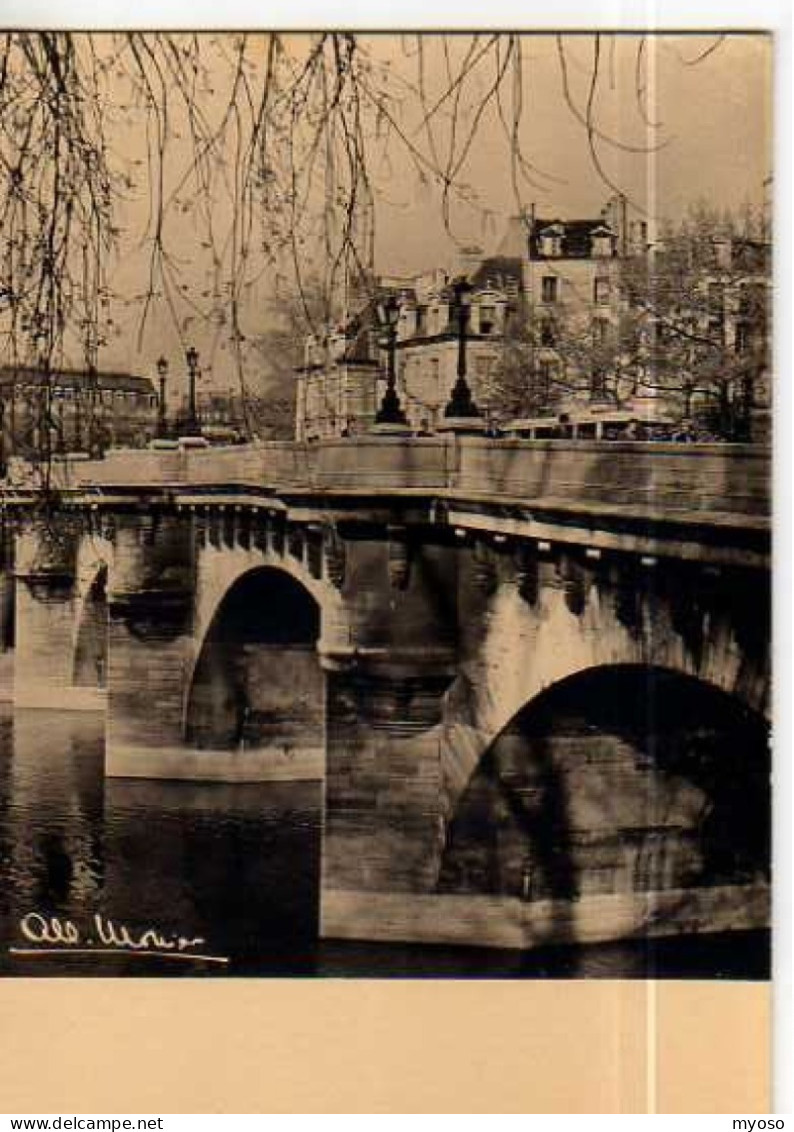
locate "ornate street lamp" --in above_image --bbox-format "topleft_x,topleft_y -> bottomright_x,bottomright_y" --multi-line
443,277 -> 482,421
185,345 -> 201,435
374,294 -> 409,430
156,355 -> 169,437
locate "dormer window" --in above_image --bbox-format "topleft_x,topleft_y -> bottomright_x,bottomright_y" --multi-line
591,226 -> 615,258
539,224 -> 564,258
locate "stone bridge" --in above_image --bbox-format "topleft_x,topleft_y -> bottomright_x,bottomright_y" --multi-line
0,436 -> 771,950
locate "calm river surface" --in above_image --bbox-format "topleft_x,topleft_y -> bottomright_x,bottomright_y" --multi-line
0,705 -> 769,979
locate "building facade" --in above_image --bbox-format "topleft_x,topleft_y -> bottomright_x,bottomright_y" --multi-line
294,267 -> 522,439
293,192 -> 770,442
393,264 -> 519,432
296,305 -> 381,441
293,194 -> 645,440
0,366 -> 158,459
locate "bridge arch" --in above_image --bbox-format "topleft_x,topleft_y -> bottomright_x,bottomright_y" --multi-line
438,663 -> 770,915
185,563 -> 326,758
441,566 -> 770,816
192,540 -> 345,666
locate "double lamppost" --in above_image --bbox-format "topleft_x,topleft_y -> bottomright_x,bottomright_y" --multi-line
372,279 -> 484,436
154,347 -> 202,438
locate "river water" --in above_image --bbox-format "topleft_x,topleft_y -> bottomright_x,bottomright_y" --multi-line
0,705 -> 769,980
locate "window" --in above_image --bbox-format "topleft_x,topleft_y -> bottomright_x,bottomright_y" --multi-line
479,305 -> 496,335
739,281 -> 766,322
541,276 -> 558,304
415,307 -> 427,336
592,318 -> 610,345
540,319 -> 556,347
535,360 -> 556,405
474,355 -> 493,382
630,220 -> 648,249
735,322 -> 751,354
594,277 -> 610,305
540,233 -> 562,257
591,234 -> 614,258
707,282 -> 725,321
590,366 -> 607,400
707,315 -> 725,345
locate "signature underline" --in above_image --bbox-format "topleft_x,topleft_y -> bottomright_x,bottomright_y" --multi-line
9,947 -> 229,964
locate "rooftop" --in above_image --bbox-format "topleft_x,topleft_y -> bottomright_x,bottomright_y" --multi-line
0,366 -> 155,394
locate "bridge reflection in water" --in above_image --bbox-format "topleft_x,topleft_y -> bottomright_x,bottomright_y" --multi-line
0,703 -> 769,979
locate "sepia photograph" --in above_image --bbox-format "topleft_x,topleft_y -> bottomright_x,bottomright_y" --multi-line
0,30 -> 772,982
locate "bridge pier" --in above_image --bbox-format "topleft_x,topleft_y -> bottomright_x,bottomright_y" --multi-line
11,513 -> 106,711
105,511 -> 197,778
319,656 -> 454,940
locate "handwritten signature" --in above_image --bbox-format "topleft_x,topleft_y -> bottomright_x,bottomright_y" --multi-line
10,912 -> 229,964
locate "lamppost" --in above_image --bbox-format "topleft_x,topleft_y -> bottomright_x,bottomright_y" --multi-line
443,277 -> 482,422
156,356 -> 168,437
185,345 -> 201,435
86,364 -> 105,459
373,294 -> 409,431
74,378 -> 83,453
0,392 -> 6,479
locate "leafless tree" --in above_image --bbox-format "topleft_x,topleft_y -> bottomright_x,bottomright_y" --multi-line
485,202 -> 770,440
623,203 -> 770,440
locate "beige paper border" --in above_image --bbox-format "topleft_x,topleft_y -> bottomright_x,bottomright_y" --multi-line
0,978 -> 769,1114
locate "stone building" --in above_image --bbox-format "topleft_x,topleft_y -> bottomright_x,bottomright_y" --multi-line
294,267 -> 522,439
293,194 -> 647,439
293,192 -> 770,441
485,197 -> 770,440
0,366 -> 158,458
509,196 -> 657,429
295,299 -> 382,441
392,263 -> 520,432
